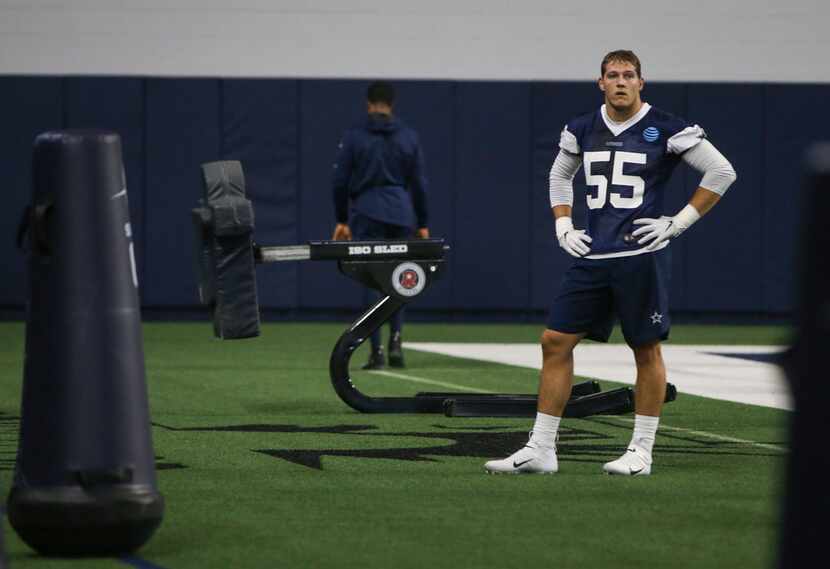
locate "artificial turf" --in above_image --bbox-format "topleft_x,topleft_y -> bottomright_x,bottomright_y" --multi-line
0,322 -> 790,568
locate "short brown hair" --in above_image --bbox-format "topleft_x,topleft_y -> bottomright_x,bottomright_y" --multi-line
601,50 -> 642,78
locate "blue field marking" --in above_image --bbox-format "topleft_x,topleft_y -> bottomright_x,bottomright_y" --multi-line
120,556 -> 170,569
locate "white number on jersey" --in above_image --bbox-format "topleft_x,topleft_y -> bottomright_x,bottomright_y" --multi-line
583,151 -> 646,209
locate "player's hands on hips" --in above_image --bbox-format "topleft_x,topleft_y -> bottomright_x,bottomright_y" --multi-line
631,216 -> 680,250
332,223 -> 352,241
632,204 -> 702,251
555,216 -> 592,258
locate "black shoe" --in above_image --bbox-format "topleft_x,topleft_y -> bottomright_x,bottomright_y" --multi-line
388,333 -> 405,368
361,348 -> 385,370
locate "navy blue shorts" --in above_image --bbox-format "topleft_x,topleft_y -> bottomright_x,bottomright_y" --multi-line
546,248 -> 671,347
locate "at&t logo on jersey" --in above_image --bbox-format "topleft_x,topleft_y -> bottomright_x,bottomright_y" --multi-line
643,127 -> 660,142
391,262 -> 426,297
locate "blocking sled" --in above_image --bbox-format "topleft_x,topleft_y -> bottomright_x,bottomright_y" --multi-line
193,160 -> 678,417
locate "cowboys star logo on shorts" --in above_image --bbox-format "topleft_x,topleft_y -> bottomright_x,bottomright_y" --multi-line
391,262 -> 426,297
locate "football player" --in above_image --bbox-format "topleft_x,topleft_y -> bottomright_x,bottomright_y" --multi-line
485,50 -> 736,475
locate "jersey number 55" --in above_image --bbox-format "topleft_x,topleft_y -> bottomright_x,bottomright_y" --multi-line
583,151 -> 647,210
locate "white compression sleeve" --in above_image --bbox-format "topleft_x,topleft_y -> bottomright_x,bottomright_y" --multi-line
681,139 -> 737,196
549,151 -> 582,207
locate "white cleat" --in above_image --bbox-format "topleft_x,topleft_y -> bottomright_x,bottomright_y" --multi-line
602,446 -> 653,476
484,441 -> 558,474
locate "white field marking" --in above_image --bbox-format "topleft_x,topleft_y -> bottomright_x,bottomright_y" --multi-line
367,370 -> 497,394
405,343 -> 793,410
604,416 -> 787,453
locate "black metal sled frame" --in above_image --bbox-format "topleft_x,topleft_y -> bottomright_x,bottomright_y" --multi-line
254,239 -> 678,417
443,383 -> 678,418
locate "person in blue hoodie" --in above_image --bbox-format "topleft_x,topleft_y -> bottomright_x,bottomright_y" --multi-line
331,81 -> 430,369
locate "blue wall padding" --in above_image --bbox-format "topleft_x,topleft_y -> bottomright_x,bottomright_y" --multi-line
390,81 -> 456,310
0,77 -> 63,307
143,78 -> 221,306
763,85 -> 830,313
453,82 -> 531,309
685,84 -> 764,312
3,75 -> 828,317
221,79 -> 299,308
64,77 -> 146,291
297,80 -> 367,310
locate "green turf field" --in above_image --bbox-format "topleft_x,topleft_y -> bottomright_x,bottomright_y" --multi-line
0,322 -> 791,568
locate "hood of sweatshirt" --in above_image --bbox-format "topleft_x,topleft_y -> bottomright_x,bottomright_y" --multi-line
366,113 -> 400,134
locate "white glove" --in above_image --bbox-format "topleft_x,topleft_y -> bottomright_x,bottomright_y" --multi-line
631,204 -> 701,251
555,216 -> 592,258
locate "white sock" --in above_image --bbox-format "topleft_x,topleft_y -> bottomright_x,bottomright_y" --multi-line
529,412 -> 560,449
630,414 -> 659,455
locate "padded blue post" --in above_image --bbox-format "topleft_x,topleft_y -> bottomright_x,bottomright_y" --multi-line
7,130 -> 164,555
778,142 -> 830,568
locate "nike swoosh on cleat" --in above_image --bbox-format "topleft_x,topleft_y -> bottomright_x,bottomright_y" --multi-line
513,458 -> 534,468
629,466 -> 644,475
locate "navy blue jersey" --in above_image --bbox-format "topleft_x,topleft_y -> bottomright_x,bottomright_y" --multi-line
332,113 -> 428,229
560,103 -> 704,257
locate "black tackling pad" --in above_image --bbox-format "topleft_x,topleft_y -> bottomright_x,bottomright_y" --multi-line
193,161 -> 260,339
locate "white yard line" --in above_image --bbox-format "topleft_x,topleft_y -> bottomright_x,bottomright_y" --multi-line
367,370 -> 497,394
597,416 -> 787,453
